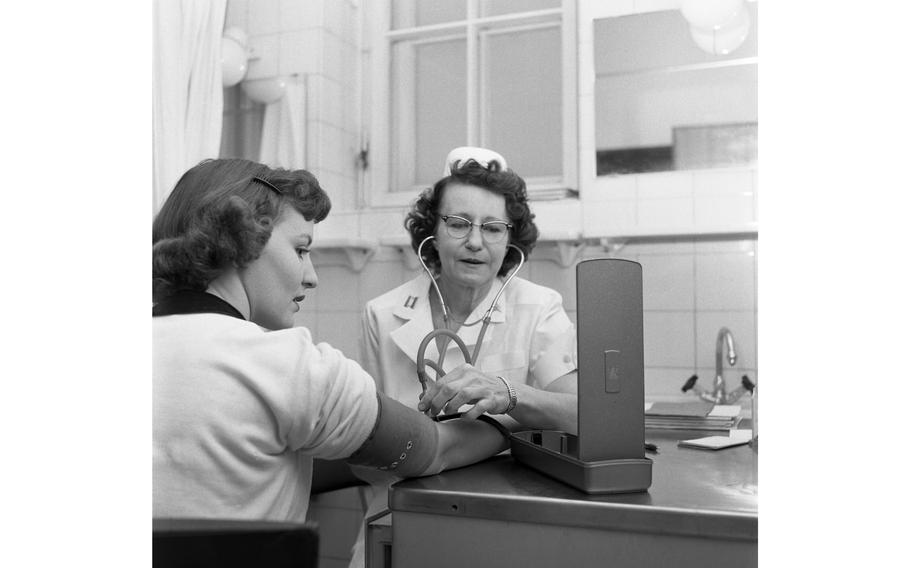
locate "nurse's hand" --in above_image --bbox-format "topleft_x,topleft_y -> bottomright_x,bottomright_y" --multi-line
418,363 -> 512,420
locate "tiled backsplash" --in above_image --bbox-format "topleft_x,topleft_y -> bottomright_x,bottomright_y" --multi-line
296,235 -> 758,400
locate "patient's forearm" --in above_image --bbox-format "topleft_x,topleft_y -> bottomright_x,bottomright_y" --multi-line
423,418 -> 510,475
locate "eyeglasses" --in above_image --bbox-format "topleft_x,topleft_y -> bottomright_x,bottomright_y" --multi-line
440,215 -> 512,244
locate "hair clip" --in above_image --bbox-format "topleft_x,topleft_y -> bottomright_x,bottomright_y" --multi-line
251,176 -> 282,194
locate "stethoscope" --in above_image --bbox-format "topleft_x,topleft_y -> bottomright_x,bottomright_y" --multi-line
414,235 -> 525,396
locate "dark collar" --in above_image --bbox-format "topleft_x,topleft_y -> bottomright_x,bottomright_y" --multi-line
153,290 -> 246,320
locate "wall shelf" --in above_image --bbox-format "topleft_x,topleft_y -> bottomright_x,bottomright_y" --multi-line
378,235 -> 422,270
311,237 -> 378,272
535,229 -> 586,267
596,227 -> 759,240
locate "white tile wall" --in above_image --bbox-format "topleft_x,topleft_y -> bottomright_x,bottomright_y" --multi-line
639,253 -> 695,310
279,29 -> 322,75
695,250 -> 756,310
360,259 -> 408,307
693,169 -> 755,227
306,122 -> 358,182
585,199 -> 637,235
314,265 -> 361,311
315,210 -> 360,239
359,209 -> 412,240
643,311 -> 695,367
309,75 -> 347,133
694,193 -> 755,227
590,175 -> 637,201
638,196 -> 693,228
278,0 -> 313,32
324,0 -> 357,45
246,34 -> 280,78
645,367 -> 696,399
225,0 -> 248,29
527,259 -> 578,311
625,240 -> 695,256
247,0 -> 281,34
317,169 -> 357,211
296,0 -> 326,26
326,124 -> 359,176
528,200 -> 583,235
637,171 -> 693,198
322,34 -> 358,89
580,168 -> 757,237
692,169 -> 752,196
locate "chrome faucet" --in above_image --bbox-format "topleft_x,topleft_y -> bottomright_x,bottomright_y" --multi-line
713,327 -> 737,401
681,327 -> 753,404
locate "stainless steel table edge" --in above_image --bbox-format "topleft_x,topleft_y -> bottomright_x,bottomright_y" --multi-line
390,485 -> 756,541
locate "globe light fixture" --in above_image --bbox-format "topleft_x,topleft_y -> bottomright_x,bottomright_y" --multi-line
688,7 -> 751,56
221,27 -> 250,87
680,0 -> 744,30
241,76 -> 288,104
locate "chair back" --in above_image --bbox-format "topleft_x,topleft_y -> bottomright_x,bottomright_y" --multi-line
153,518 -> 318,568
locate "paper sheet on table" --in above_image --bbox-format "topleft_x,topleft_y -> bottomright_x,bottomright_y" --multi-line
679,429 -> 753,450
645,401 -> 713,416
643,402 -> 741,417
708,405 -> 741,418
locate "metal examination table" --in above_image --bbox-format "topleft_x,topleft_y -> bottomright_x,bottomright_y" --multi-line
378,429 -> 757,568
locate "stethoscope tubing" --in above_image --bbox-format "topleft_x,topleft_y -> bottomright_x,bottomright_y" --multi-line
414,235 -> 525,395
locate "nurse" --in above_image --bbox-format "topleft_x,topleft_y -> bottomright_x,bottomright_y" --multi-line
347,149 -> 578,568
360,148 -> 578,431
152,158 -> 510,523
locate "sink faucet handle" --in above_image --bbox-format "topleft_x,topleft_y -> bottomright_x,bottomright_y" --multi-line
681,374 -> 699,393
741,375 -> 755,394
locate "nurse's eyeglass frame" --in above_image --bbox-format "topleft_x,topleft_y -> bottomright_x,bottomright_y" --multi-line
440,215 -> 512,244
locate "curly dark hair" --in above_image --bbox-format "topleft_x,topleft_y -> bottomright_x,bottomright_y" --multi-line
152,158 -> 331,303
404,158 -> 538,277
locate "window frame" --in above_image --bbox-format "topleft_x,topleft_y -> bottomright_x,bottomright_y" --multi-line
364,0 -> 578,208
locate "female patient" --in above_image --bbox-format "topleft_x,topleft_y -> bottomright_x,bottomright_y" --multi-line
152,158 -> 508,522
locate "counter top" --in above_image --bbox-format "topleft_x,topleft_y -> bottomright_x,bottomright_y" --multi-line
390,428 -> 757,541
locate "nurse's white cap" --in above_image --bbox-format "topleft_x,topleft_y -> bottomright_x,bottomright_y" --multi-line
442,146 -> 508,176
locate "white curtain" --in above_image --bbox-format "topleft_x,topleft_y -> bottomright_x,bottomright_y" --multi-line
153,0 -> 227,213
259,76 -> 307,169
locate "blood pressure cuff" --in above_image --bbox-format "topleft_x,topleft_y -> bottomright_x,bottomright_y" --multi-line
345,392 -> 439,477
